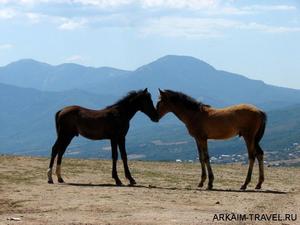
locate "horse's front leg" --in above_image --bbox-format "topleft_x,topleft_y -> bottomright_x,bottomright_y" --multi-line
199,139 -> 214,190
196,139 -> 207,187
118,137 -> 136,185
111,139 -> 122,186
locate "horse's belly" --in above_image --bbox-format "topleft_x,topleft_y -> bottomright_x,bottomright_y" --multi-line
80,133 -> 107,140
207,128 -> 238,140
78,127 -> 109,140
209,134 -> 237,140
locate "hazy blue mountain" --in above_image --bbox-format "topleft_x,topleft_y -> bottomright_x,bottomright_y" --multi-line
115,55 -> 300,109
0,83 -> 119,154
1,56 -> 300,110
0,59 -> 129,91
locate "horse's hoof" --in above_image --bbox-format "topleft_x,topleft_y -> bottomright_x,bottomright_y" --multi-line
255,184 -> 262,190
129,179 -> 136,186
48,180 -> 54,184
58,178 -> 64,183
198,182 -> 204,188
240,185 -> 247,190
116,181 -> 123,186
206,184 -> 213,190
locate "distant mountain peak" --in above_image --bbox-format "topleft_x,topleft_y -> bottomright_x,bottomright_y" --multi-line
135,55 -> 215,72
159,54 -> 207,62
5,58 -> 51,68
3,59 -> 131,73
158,55 -> 213,66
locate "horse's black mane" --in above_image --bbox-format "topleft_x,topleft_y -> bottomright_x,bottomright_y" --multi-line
165,90 -> 210,110
106,90 -> 146,109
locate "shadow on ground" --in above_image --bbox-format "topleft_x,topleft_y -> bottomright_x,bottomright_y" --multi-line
64,182 -> 287,194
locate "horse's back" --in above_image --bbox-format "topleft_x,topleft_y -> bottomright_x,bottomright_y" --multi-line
59,105 -> 101,115
58,105 -> 113,119
56,105 -> 124,140
218,104 -> 261,113
210,104 -> 263,119
228,104 -> 265,125
201,104 -> 265,139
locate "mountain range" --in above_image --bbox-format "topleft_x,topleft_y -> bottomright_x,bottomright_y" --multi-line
1,55 -> 300,109
1,55 -> 300,161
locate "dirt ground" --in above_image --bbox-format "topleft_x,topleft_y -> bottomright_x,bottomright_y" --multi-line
0,155 -> 299,225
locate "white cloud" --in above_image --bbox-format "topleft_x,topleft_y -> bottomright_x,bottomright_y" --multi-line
4,0 -> 60,4
0,0 -> 299,36
0,9 -> 17,19
25,12 -> 43,23
0,44 -> 14,50
141,16 -> 300,38
243,5 -> 297,12
141,0 -> 218,9
0,0 -> 297,13
73,0 -> 134,8
203,6 -> 251,15
65,0 -> 219,9
58,18 -> 87,30
141,17 -> 239,38
241,22 -> 300,33
0,0 -> 39,4
1,0 -> 219,9
204,4 -> 297,15
65,54 -> 85,63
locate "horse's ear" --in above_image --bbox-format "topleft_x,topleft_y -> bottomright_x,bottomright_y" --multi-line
143,88 -> 148,93
159,88 -> 167,98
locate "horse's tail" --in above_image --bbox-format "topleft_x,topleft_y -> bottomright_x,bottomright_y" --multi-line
255,111 -> 267,154
55,110 -> 61,136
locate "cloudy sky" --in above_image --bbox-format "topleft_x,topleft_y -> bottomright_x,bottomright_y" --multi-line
0,0 -> 299,88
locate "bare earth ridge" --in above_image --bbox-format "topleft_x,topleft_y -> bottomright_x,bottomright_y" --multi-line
0,156 -> 299,225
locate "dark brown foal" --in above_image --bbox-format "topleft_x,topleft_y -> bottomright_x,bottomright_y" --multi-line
47,88 -> 158,185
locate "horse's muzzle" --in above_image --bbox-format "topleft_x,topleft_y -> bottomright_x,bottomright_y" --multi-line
151,115 -> 159,122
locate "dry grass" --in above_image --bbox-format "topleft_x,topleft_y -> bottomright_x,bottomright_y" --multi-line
0,155 -> 299,225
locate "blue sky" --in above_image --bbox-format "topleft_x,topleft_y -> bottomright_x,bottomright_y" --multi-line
0,0 -> 299,88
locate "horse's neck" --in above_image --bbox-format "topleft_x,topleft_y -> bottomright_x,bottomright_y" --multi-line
118,103 -> 139,121
172,107 -> 197,125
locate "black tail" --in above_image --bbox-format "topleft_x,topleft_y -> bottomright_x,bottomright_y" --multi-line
255,111 -> 267,154
55,110 -> 61,136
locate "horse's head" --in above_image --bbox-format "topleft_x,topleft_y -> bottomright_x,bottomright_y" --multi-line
137,88 -> 159,122
157,89 -> 207,120
156,89 -> 172,119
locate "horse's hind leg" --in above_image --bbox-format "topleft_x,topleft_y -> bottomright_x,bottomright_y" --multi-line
118,137 -> 136,185
56,135 -> 74,183
111,139 -> 122,186
255,144 -> 264,189
241,136 -> 255,190
199,139 -> 214,190
47,140 -> 59,184
196,139 -> 207,187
